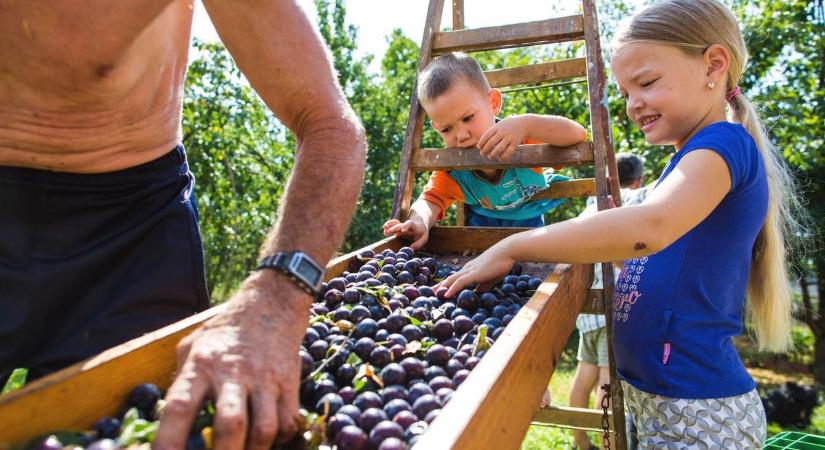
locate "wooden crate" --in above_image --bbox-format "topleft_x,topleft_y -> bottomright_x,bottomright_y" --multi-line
0,227 -> 591,449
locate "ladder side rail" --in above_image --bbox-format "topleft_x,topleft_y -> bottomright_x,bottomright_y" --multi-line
452,0 -> 464,30
390,0 -> 447,220
583,0 -> 628,449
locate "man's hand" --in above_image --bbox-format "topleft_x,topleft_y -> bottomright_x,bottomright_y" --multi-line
477,116 -> 529,161
382,217 -> 430,250
154,271 -> 309,450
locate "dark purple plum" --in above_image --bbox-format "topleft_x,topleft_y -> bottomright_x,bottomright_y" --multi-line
303,328 -> 320,347
386,333 -> 408,347
315,393 -> 344,415
354,391 -> 383,411
94,417 -> 121,440
397,271 -> 415,284
435,287 -> 449,301
500,283 -> 515,294
392,410 -> 419,429
424,366 -> 447,381
309,339 -> 329,361
456,289 -> 476,310
436,386 -> 454,403
411,307 -> 429,322
368,421 -> 404,449
370,346 -> 392,367
431,319 -> 454,341
380,363 -> 406,386
350,305 -> 371,323
377,437 -> 407,450
528,277 -> 542,290
381,385 -> 409,403
450,308 -> 471,320
483,317 -> 502,329
445,359 -> 464,377
401,286 -> 420,301
428,375 -> 454,392
389,344 -> 405,361
336,364 -> 357,386
127,383 -> 162,414
399,357 -> 425,381
453,316 -> 475,335
453,369 -> 470,386
407,383 -> 434,405
343,288 -> 361,304
335,425 -> 368,450
355,318 -> 379,339
339,386 -> 356,404
314,378 -> 338,402
423,408 -> 442,424
398,247 -> 414,258
338,404 -> 363,422
383,398 -> 412,420
324,288 -> 343,307
354,337 -> 376,360
328,277 -> 347,291
374,329 -> 389,342
401,324 -> 423,342
332,307 -> 352,322
378,273 -> 397,287
359,407 -> 389,433
327,413 -> 357,439
300,350 -> 314,378
425,344 -> 450,367
479,292 -> 497,310
412,394 -> 441,420
312,304 -> 330,316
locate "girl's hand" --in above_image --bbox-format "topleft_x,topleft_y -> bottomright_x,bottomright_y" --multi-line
478,116 -> 529,161
436,243 -> 516,297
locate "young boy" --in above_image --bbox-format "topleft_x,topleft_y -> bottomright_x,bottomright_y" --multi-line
383,52 -> 587,249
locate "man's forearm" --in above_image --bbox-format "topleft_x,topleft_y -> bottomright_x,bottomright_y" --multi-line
260,116 -> 366,266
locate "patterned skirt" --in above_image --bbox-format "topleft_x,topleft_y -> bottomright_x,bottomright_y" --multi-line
622,381 -> 767,449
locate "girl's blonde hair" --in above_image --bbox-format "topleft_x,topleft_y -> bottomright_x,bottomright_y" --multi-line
612,0 -> 801,352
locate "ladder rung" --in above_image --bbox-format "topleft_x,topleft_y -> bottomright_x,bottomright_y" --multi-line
485,58 -> 586,88
531,178 -> 596,200
411,142 -> 593,171
532,405 -> 613,432
432,15 -> 585,54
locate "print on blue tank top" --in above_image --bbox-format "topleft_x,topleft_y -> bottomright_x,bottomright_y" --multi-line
613,122 -> 768,399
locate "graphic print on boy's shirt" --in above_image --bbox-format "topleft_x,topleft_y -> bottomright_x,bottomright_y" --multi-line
613,256 -> 648,323
475,173 -> 544,211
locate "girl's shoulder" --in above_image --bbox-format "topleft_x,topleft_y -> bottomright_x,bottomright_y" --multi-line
683,121 -> 754,153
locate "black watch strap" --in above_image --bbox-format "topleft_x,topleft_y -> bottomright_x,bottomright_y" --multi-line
255,251 -> 324,296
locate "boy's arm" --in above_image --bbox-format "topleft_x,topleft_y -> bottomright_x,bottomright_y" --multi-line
479,114 -> 587,161
521,114 -> 588,147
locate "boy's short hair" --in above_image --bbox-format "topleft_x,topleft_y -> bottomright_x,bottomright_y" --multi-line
615,152 -> 645,186
417,52 -> 491,102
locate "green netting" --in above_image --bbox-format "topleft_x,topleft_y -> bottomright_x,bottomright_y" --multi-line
764,431 -> 825,450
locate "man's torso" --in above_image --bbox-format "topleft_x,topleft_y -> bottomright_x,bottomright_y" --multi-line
0,1 -> 194,173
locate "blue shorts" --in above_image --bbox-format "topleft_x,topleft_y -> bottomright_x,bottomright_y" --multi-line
465,209 -> 544,228
0,146 -> 209,384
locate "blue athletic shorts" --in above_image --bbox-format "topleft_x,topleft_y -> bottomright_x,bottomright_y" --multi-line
0,145 -> 209,384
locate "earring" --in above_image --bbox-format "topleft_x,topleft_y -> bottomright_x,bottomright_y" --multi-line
707,81 -> 716,90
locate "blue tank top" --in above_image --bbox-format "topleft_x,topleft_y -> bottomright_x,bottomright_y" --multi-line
613,122 -> 767,398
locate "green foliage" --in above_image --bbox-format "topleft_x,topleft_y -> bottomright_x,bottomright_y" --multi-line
183,41 -> 294,299
1,368 -> 26,394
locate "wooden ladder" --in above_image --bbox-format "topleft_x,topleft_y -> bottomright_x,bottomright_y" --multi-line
390,0 -> 628,448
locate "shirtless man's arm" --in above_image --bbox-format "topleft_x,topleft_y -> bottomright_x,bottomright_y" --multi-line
153,1 -> 366,449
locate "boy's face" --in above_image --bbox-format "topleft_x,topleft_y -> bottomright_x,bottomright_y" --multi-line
421,80 -> 502,149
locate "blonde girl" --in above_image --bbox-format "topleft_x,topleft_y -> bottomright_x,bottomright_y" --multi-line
437,0 -> 799,447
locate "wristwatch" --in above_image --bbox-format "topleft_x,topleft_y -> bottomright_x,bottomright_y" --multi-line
255,251 -> 325,296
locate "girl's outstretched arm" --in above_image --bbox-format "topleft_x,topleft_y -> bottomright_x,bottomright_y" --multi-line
439,149 -> 732,297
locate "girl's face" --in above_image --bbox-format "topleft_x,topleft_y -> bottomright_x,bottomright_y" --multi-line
422,80 -> 501,149
611,42 -> 727,150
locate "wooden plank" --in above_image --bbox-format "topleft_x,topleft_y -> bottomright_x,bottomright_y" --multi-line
452,0 -> 464,30
0,305 -> 226,446
582,0 -> 628,447
412,262 -> 592,449
411,142 -> 593,171
484,58 -> 586,88
432,15 -> 584,54
531,178 -> 596,201
391,0 -> 446,221
422,226 -> 529,254
532,405 -> 612,432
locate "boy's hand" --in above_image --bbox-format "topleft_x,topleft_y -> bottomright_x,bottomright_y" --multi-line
434,241 -> 516,297
478,116 -> 529,161
382,217 -> 430,250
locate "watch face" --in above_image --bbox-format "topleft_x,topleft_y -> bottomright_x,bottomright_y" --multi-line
294,256 -> 323,286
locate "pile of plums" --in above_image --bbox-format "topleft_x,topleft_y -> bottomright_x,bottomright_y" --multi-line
300,247 -> 542,449
24,247 -> 543,450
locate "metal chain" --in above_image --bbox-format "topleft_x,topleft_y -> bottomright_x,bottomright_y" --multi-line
600,383 -> 612,450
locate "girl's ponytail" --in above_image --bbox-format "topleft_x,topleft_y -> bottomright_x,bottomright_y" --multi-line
728,94 -> 797,352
